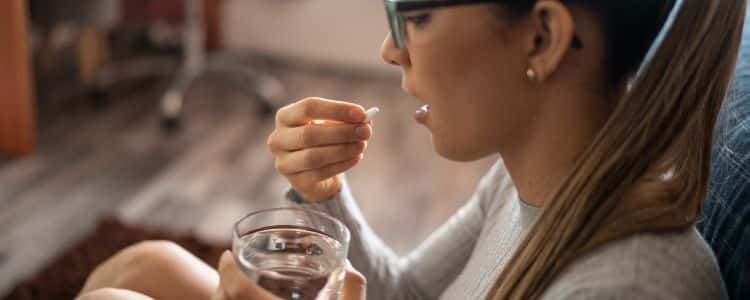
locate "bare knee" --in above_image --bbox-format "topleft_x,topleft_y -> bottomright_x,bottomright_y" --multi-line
81,240 -> 185,293
120,240 -> 185,266
76,288 -> 153,300
82,240 -> 218,299
114,240 -> 188,284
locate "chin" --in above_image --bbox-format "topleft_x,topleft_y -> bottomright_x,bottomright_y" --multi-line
432,137 -> 486,162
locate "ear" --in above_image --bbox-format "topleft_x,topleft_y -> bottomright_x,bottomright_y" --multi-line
526,0 -> 576,82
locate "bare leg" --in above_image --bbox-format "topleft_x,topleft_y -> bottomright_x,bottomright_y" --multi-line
77,288 -> 154,300
79,240 -> 220,300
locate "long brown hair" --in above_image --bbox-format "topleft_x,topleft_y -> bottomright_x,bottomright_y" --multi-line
487,0 -> 747,299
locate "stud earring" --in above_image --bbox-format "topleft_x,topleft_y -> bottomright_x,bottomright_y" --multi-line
526,68 -> 537,82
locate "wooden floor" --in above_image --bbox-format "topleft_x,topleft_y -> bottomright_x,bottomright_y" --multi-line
0,59 -> 495,295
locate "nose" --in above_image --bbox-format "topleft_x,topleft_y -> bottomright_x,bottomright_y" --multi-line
380,33 -> 410,67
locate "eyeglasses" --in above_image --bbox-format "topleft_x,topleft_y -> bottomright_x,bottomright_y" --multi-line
383,0 -> 583,49
385,0 -> 494,48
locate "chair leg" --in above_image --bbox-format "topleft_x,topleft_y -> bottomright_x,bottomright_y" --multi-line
78,27 -> 111,110
158,0 -> 284,130
160,74 -> 194,130
159,0 -> 204,130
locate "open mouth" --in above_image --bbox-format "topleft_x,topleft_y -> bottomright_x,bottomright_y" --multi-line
418,104 -> 429,113
415,104 -> 430,124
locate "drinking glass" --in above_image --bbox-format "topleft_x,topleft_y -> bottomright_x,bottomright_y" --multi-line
232,207 -> 350,300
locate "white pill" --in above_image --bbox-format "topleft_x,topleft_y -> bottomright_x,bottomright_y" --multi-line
365,107 -> 380,122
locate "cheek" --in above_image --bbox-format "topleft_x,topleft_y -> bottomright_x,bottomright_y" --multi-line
428,104 -> 496,161
430,65 -> 531,160
406,25 -> 529,159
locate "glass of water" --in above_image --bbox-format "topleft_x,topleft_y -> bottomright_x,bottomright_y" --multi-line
232,207 -> 350,300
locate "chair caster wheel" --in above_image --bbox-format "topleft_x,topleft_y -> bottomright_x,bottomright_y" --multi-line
161,115 -> 181,131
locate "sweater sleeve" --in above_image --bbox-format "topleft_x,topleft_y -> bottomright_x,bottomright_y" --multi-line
285,163 -> 502,300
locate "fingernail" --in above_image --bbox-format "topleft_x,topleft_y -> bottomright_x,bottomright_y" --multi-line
355,125 -> 370,139
350,108 -> 365,122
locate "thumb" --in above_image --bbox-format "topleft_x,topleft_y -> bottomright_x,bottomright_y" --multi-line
341,265 -> 366,300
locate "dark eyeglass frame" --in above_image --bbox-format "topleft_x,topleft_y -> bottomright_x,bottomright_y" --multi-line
384,0 -> 583,49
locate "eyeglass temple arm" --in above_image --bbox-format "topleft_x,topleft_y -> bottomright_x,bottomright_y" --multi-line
387,0 -> 584,49
388,0 -> 496,12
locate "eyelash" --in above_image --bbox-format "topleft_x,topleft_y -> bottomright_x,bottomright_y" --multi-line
404,14 -> 431,27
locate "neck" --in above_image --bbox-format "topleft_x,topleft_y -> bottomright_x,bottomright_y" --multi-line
502,89 -> 612,208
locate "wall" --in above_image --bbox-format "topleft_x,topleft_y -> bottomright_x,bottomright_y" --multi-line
222,0 -> 398,75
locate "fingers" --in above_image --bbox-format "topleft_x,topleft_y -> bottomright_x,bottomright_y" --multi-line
268,123 -> 371,153
288,155 -> 363,188
276,142 -> 367,175
277,98 -> 367,126
270,98 -> 373,202
342,266 -> 367,300
216,251 -> 280,300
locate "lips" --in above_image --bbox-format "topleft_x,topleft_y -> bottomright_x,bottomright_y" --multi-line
418,104 -> 430,113
415,104 -> 430,124
403,79 -> 430,124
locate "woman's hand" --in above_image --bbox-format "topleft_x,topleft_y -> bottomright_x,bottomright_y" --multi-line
212,251 -> 366,300
267,98 -> 372,202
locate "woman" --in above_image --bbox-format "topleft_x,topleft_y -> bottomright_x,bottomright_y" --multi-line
78,0 -> 746,299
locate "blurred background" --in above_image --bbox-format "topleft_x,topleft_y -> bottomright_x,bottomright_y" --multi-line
0,0 -> 495,298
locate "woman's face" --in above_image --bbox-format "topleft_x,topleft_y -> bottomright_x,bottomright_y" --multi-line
382,5 -> 538,162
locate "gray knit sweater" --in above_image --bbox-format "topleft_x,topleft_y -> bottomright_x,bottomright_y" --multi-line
288,159 -> 727,299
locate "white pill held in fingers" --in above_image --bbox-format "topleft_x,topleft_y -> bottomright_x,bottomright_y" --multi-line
365,107 -> 380,122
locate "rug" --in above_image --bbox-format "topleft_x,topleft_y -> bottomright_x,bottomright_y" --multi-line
4,218 -> 228,300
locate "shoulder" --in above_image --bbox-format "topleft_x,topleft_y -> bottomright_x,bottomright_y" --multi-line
543,227 -> 727,300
